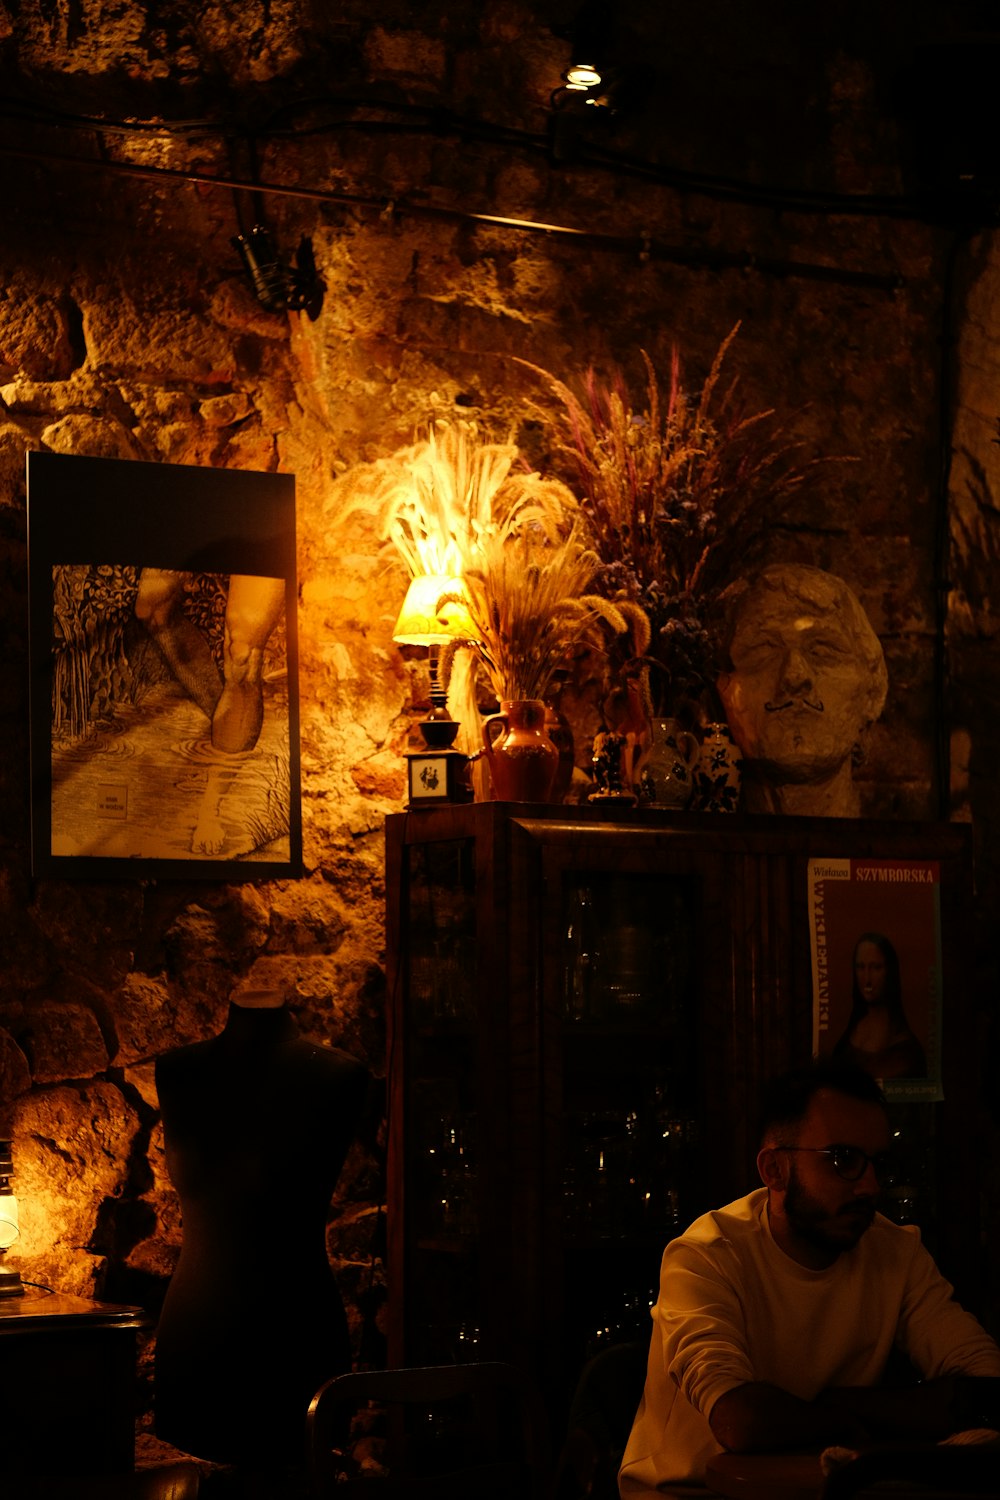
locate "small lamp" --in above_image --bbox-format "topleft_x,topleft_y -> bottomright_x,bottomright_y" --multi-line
393,575 -> 476,807
392,574 -> 475,746
0,1139 -> 23,1298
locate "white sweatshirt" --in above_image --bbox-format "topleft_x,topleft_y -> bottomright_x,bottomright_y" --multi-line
620,1187 -> 1000,1493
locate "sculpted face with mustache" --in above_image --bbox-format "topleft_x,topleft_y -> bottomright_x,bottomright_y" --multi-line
716,565 -> 888,816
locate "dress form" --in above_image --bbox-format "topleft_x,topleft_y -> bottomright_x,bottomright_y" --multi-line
153,990 -> 368,1474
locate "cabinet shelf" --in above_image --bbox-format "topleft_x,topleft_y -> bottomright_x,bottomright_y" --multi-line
414,1237 -> 478,1255
412,1024 -> 476,1042
561,1229 -> 679,1250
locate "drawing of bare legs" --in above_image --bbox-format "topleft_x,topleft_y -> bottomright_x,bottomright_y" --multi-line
136,569 -> 285,754
135,568 -> 223,720
211,574 -> 286,754
191,761 -> 242,855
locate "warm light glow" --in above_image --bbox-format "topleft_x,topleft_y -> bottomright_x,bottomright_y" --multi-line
564,62 -> 602,89
393,574 -> 476,645
0,1193 -> 18,1250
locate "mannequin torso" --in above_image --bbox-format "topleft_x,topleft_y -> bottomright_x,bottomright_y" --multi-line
153,996 -> 369,1469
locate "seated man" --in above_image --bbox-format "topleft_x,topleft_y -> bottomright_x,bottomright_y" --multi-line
619,1060 -> 1000,1494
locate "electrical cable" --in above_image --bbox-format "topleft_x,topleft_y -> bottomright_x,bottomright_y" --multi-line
0,138 -> 907,291
0,89 -> 954,222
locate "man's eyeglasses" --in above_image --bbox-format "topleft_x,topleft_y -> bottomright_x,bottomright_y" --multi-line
774,1144 -> 894,1182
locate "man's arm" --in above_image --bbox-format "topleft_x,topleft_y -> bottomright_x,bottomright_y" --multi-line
709,1378 -> 962,1454
896,1233 -> 1000,1383
709,1382 -> 870,1453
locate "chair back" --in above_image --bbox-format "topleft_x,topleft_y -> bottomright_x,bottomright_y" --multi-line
553,1341 -> 647,1500
305,1360 -> 549,1500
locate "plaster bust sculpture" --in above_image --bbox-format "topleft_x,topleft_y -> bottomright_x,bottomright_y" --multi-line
715,563 -> 888,817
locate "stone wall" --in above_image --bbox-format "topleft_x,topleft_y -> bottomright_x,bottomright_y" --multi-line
1,0 -> 999,1426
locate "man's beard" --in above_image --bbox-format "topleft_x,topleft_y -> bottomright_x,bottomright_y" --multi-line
784,1164 -> 876,1255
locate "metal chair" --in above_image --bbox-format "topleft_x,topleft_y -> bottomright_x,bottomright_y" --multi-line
552,1341 -> 648,1500
305,1361 -> 550,1500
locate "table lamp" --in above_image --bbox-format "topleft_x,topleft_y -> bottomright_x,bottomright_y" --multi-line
393,575 -> 476,805
0,1139 -> 23,1297
392,574 -> 475,747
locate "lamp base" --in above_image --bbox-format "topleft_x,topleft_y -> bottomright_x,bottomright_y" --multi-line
0,1264 -> 24,1297
419,715 -> 461,749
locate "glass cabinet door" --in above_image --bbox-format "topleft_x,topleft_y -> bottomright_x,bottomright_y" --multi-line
519,830 -> 742,1413
555,869 -> 701,1370
389,832 -> 484,1367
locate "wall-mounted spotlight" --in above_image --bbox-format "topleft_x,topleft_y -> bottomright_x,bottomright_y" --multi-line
232,225 -> 325,319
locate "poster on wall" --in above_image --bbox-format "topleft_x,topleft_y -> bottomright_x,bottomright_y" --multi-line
27,451 -> 303,881
807,858 -> 943,1102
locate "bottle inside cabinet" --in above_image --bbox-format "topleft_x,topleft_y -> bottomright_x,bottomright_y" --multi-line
392,832 -> 484,1365
556,868 -> 702,1374
565,874 -> 695,1026
404,838 -> 478,1029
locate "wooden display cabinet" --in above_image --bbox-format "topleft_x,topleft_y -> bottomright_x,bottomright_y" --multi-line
385,804 -> 978,1421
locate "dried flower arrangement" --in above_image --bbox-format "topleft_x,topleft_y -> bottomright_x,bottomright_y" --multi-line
523,325 -> 836,714
331,419 -> 636,719
445,518 -> 634,705
333,420 -> 573,581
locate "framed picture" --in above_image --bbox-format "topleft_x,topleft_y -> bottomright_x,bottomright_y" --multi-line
27,451 -> 303,881
406,750 -> 470,806
807,857 -> 943,1102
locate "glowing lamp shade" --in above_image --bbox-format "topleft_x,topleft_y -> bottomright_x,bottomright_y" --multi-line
393,574 -> 476,749
392,574 -> 475,647
0,1193 -> 17,1250
563,62 -> 602,90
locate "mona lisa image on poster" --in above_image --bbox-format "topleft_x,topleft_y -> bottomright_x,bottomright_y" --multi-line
27,451 -> 302,881
808,858 -> 943,1102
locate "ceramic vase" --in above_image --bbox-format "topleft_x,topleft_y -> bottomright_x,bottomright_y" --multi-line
483,698 -> 559,803
638,718 -> 700,808
691,722 -> 743,812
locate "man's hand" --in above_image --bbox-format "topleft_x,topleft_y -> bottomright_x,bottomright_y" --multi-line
819,1379 -> 957,1443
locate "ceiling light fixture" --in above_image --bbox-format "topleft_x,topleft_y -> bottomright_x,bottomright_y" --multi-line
563,61 -> 602,91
